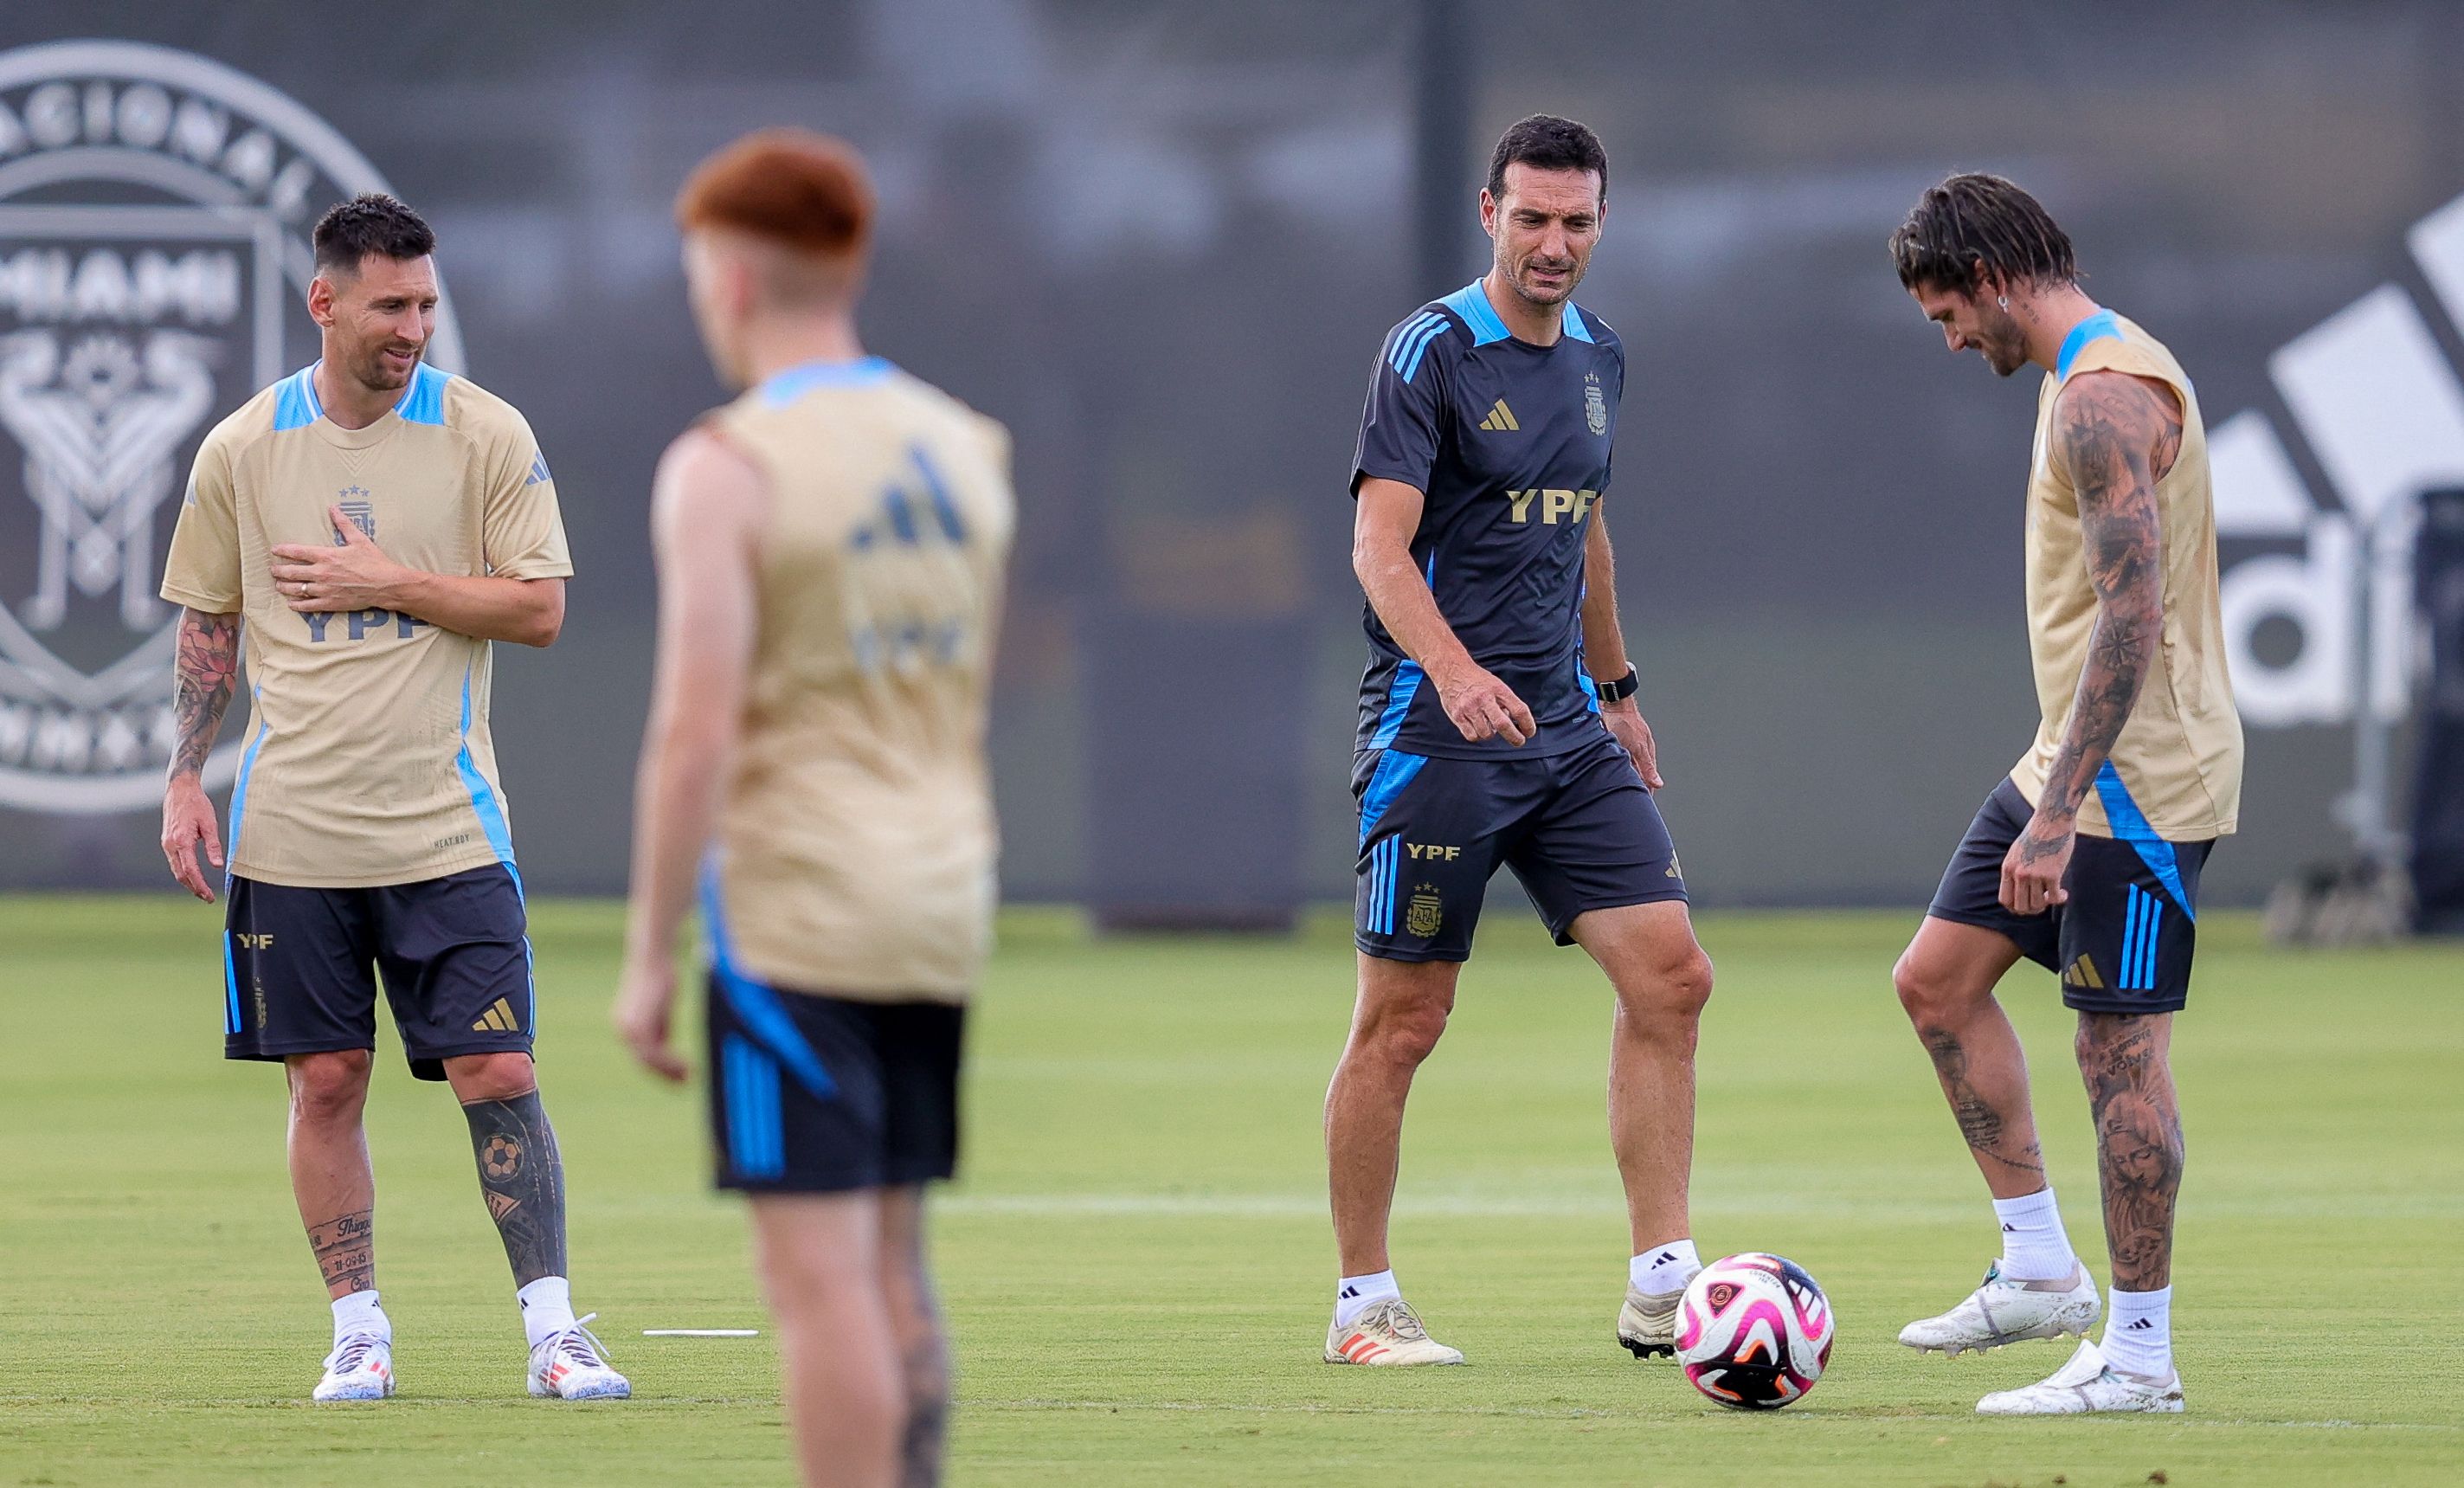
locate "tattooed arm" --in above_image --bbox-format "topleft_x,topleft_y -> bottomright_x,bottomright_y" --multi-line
2002,370 -> 2182,916
161,607 -> 240,902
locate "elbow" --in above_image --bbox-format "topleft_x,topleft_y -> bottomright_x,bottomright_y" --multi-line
1351,535 -> 1393,591
519,586 -> 566,648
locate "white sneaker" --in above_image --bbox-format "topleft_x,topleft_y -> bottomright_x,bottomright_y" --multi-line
313,1332 -> 395,1401
1616,1285 -> 1682,1359
1324,1298 -> 1464,1366
1976,1338 -> 2184,1414
527,1313 -> 632,1400
1899,1261 -> 2100,1356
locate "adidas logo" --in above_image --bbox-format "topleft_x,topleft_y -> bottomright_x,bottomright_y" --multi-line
2061,955 -> 2107,990
2213,189 -> 2464,725
472,996 -> 521,1034
2124,1317 -> 2156,1331
1657,1251 -> 1677,1265
1477,398 -> 1519,432
1340,1285 -> 1360,1299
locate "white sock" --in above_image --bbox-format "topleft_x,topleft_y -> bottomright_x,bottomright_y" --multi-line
2101,1285 -> 2173,1381
331,1289 -> 389,1345
1631,1239 -> 1702,1297
518,1275 -> 576,1350
1334,1270 -> 1399,1330
1991,1188 -> 2079,1282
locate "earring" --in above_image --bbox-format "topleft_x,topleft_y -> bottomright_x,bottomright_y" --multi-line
1998,295 -> 2009,310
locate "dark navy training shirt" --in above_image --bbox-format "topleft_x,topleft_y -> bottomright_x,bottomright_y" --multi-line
1350,279 -> 1624,760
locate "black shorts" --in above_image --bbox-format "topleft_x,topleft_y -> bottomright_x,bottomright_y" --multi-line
1927,776 -> 2215,1015
1352,731 -> 1688,962
222,863 -> 535,1079
704,969 -> 965,1195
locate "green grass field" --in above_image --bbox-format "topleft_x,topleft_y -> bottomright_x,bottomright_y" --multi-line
2,896 -> 2458,1486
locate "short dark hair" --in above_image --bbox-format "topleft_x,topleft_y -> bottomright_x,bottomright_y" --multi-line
1889,173 -> 2076,294
312,193 -> 435,278
1487,114 -> 1607,204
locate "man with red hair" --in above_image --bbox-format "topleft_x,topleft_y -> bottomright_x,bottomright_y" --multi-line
613,131 -> 1014,1488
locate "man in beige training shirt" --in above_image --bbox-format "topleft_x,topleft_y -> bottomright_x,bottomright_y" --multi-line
1883,173 -> 2242,1417
613,132 -> 1013,1488
158,194 -> 627,1404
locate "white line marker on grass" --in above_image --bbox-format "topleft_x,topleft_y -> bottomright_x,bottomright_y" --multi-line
642,1329 -> 761,1337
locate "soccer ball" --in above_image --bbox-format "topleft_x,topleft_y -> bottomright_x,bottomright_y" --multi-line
1675,1253 -> 1836,1409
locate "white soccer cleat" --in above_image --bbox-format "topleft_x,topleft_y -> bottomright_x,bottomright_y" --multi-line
1324,1298 -> 1464,1366
1616,1285 -> 1682,1359
1975,1338 -> 2184,1415
313,1332 -> 395,1401
528,1313 -> 632,1400
1898,1261 -> 2100,1356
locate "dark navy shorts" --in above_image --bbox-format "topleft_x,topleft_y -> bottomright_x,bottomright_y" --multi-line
222,863 -> 534,1080
1352,731 -> 1688,962
1927,776 -> 2215,1015
705,972 -> 965,1195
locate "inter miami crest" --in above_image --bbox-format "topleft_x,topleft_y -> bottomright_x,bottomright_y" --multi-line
0,40 -> 463,813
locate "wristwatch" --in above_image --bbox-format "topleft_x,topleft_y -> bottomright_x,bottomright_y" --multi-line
1594,667 -> 1639,703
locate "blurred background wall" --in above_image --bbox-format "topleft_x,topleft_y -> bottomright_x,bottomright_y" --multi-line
5,0 -> 2461,910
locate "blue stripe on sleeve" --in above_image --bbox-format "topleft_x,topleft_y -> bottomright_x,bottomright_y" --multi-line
1399,319 -> 1449,382
1387,312 -> 1442,374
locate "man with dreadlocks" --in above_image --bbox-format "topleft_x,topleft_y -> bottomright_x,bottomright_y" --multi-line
1879,173 -> 2241,1415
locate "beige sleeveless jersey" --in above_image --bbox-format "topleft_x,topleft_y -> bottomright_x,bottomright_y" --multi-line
159,362 -> 570,887
698,358 -> 1013,1004
2010,310 -> 2242,841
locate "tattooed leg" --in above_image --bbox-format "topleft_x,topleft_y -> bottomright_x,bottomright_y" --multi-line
458,1085 -> 570,1287
2076,1012 -> 2183,1291
1895,918 -> 2047,1198
880,1188 -> 950,1488
286,1051 -> 377,1299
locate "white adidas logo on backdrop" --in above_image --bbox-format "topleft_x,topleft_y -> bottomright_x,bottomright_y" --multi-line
2213,194 -> 2464,727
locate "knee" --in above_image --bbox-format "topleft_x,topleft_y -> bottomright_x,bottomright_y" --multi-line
287,1050 -> 372,1124
1354,992 -> 1451,1068
446,1052 -> 537,1104
1893,950 -> 1960,1030
1618,945 -> 1714,1030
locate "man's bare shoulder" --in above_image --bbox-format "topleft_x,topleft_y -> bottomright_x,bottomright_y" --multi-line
2050,370 -> 2183,491
652,423 -> 769,542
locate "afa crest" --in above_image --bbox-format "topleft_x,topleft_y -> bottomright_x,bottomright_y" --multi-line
0,39 -> 464,813
1584,370 -> 1608,437
1405,884 -> 1444,938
